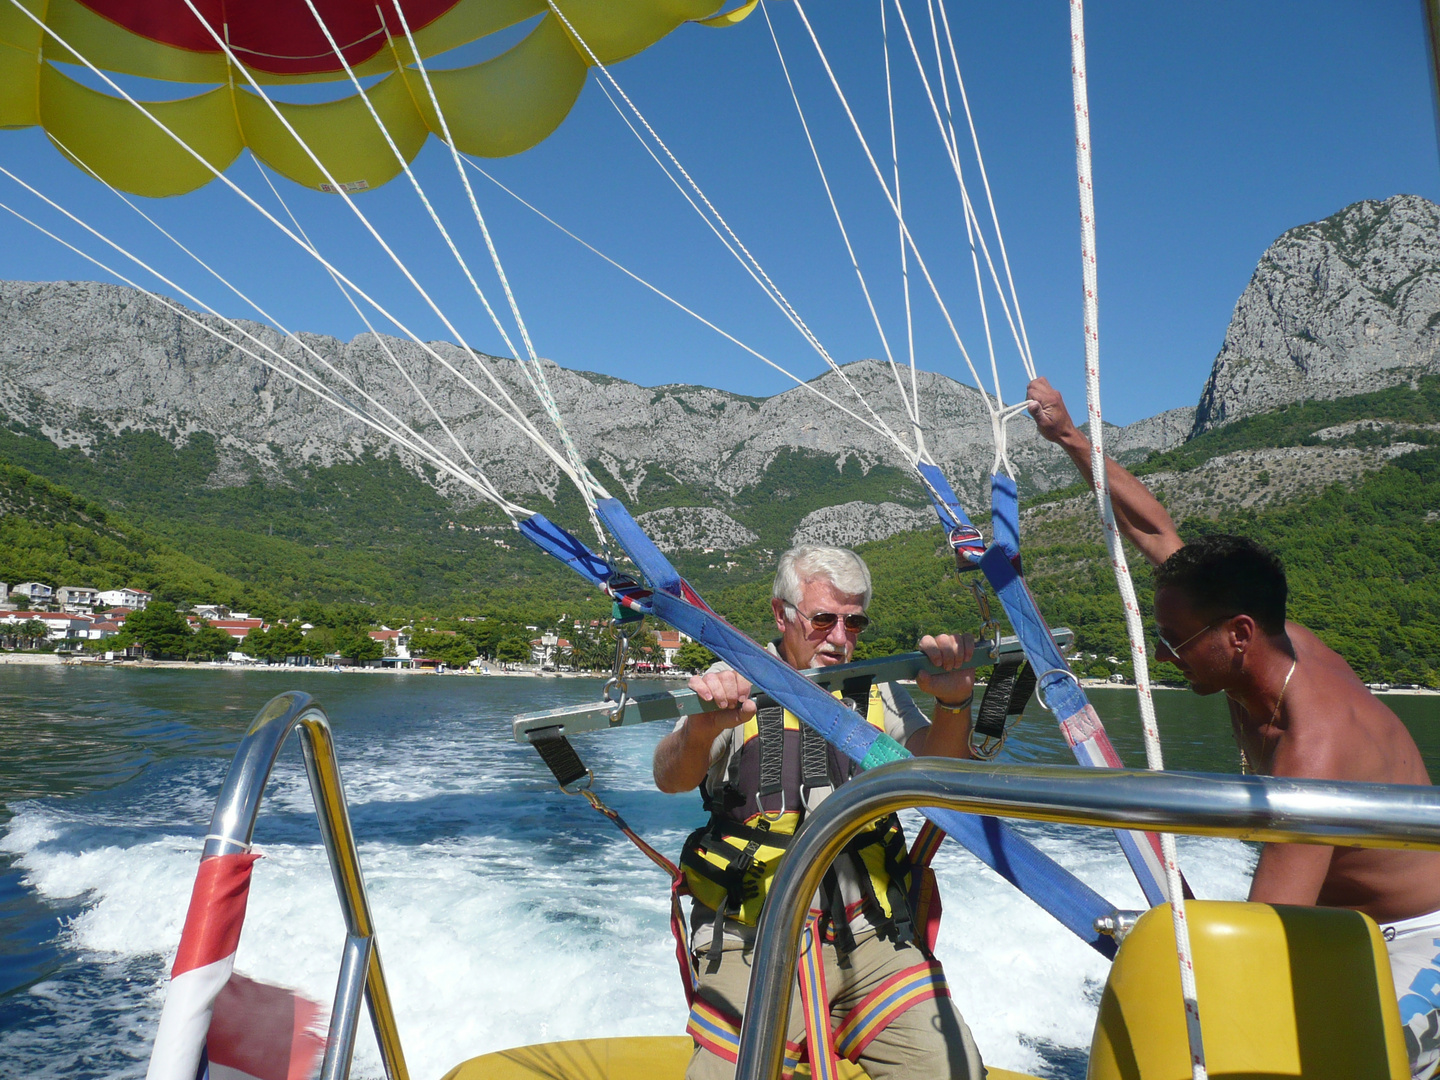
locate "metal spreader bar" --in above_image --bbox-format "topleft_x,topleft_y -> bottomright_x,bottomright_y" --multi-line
512,630 -> 1072,744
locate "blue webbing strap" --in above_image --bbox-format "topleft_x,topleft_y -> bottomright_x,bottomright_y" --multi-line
596,499 -> 683,596
518,515 -> 613,588
990,473 -> 1022,573
646,588 -> 1116,957
517,505 -> 1119,955
916,462 -> 974,532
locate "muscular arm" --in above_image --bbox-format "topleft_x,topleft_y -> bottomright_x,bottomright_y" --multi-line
909,633 -> 976,758
1248,842 -> 1335,906
1026,377 -> 1183,567
652,670 -> 754,794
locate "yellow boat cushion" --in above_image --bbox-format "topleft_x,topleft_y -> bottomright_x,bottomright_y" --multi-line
441,1035 -> 1044,1079
1088,901 -> 1408,1080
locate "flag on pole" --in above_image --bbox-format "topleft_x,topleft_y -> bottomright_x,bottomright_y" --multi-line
147,853 -> 326,1080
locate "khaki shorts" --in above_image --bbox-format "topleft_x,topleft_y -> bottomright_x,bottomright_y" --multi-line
686,927 -> 983,1080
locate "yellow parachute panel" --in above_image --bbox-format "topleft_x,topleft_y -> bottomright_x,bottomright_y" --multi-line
0,0 -> 737,195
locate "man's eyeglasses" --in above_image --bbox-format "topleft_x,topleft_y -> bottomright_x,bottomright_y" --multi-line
786,604 -> 870,634
1154,616 -> 1229,658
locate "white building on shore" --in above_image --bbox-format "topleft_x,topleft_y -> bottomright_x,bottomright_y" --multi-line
97,588 -> 151,610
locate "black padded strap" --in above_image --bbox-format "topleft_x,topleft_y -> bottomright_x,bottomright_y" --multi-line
1006,661 -> 1038,717
800,721 -> 831,791
974,660 -> 1023,740
756,707 -> 786,800
528,728 -> 588,789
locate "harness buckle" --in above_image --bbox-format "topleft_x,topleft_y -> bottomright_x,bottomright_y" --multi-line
948,523 -> 986,571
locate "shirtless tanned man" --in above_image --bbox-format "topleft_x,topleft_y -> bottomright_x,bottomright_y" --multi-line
653,545 -> 984,1080
1027,375 -> 1440,1079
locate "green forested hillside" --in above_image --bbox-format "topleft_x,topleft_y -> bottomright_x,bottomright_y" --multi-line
1,381 -> 1436,683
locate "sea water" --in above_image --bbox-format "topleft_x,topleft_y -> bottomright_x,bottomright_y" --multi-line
1,666 -> 1437,1080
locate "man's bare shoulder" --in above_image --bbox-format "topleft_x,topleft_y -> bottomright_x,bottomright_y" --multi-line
1277,622 -> 1429,787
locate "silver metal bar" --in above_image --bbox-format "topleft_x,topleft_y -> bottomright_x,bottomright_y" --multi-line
734,757 -> 1440,1080
320,933 -> 373,1080
512,630 -> 1072,743
200,692 -> 410,1080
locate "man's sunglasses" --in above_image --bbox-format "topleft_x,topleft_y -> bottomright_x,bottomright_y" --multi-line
786,604 -> 870,634
1154,616 -> 1231,658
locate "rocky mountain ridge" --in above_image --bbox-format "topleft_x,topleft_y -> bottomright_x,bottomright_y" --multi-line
1195,194 -> 1440,431
0,279 -> 1182,520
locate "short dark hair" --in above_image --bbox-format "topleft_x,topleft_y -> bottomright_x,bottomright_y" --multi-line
1154,535 -> 1288,634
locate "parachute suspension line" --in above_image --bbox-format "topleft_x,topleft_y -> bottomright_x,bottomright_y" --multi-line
0,194 -> 529,516
787,1 -> 993,430
884,0 -> 1009,407
1069,5 -> 1205,1078
187,0 -> 596,504
383,0 -> 611,547
250,157 -> 494,489
881,0 -> 925,460
932,0 -> 1036,378
760,3 -> 911,446
2,0 -> 596,504
887,0 -> 1033,399
542,0 -> 918,469
463,159 -> 904,445
299,0 -> 611,548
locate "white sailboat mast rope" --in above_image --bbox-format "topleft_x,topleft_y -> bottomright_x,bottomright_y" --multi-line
463,159 -> 906,445
933,0 -> 1036,376
0,193 -> 530,515
384,0 -> 607,528
1069,4 -> 1206,1077
2,0 -> 595,508
540,0 -> 921,471
787,0 -> 995,442
760,4 -> 909,426
250,157 -> 494,488
298,0 -> 611,548
175,0 -> 605,513
881,0 -> 924,458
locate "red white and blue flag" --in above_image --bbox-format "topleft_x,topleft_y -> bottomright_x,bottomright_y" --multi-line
147,853 -> 326,1080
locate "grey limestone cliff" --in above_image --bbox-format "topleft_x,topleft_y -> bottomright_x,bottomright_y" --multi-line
1194,194 -> 1440,432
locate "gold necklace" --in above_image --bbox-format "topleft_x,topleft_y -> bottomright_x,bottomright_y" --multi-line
1240,656 -> 1297,775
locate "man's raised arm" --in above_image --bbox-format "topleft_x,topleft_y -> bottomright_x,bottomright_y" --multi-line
652,669 -> 755,794
1026,377 -> 1183,567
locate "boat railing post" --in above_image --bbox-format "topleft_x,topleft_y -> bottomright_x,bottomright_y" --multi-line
733,757 -> 1440,1080
201,691 -> 409,1080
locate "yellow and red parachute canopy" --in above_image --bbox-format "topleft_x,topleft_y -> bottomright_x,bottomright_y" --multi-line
0,0 -> 756,197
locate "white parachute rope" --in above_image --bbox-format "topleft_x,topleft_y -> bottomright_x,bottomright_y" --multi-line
881,0 -> 924,456
250,157 -> 492,487
0,162 -> 522,515
788,0 -> 993,432
382,1 -> 610,545
888,0 -> 1033,393
464,158 -> 903,444
300,0 -> 609,548
180,0 -> 600,510
2,0 -> 596,503
933,0 -> 1036,377
542,0 -> 919,466
761,4 -> 909,431
0,193 -> 529,516
886,0 -> 1007,411
1069,4 -> 1205,1077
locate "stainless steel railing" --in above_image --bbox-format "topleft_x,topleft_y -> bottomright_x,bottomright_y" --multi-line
205,691 -> 407,1080
734,757 -> 1440,1080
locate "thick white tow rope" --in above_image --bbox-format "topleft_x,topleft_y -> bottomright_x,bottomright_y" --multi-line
1069,3 -> 1207,1077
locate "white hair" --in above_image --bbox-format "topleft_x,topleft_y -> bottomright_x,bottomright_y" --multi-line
773,545 -> 873,609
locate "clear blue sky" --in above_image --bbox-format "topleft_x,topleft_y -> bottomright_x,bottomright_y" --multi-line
0,1 -> 1435,425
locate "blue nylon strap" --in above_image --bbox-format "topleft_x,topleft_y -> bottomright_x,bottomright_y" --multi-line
916,462 -> 975,533
647,588 -> 1117,957
518,502 -> 1119,955
990,473 -> 1022,569
979,545 -> 1090,724
596,498 -> 682,596
517,515 -> 612,588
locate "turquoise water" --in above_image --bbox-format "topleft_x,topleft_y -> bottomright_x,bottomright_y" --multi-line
0,665 -> 1436,1079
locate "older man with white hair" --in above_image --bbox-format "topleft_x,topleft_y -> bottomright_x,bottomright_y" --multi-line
655,545 -> 984,1080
